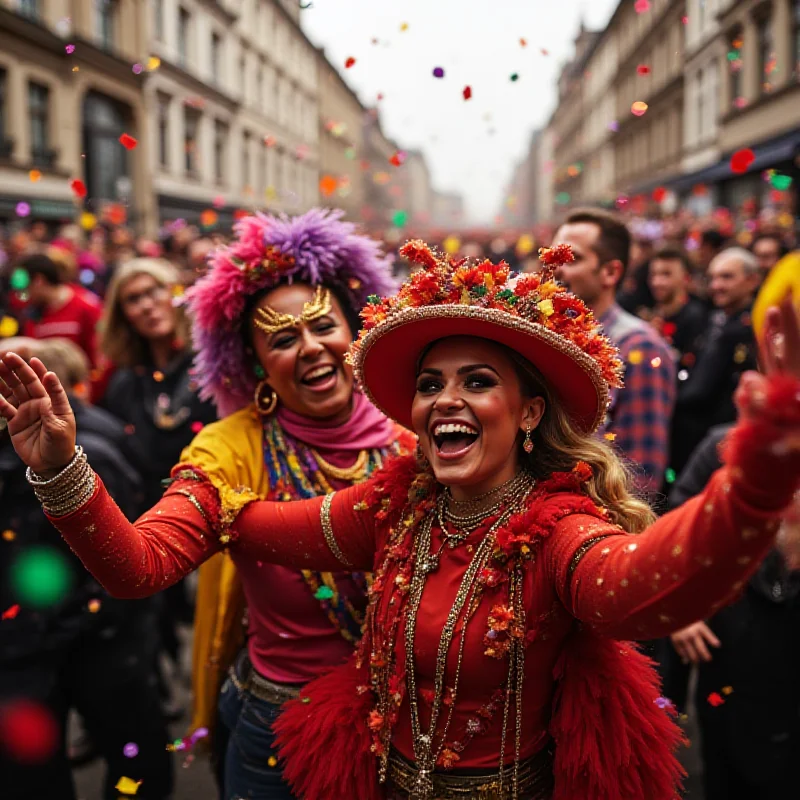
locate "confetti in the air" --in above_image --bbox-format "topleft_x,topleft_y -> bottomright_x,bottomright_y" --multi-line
636,64 -> 651,75
706,692 -> 725,707
2,604 -> 20,620
71,178 -> 87,198
520,38 -> 527,47
652,187 -> 667,202
115,776 -> 143,795
665,468 -> 677,484
389,151 -> 406,167
344,56 -> 356,69
11,547 -> 72,608
463,86 -> 472,100
635,0 -> 651,13
0,318 -> 17,338
29,170 -> 41,182
199,209 -> 218,227
123,742 -> 139,758
119,133 -> 138,150
65,44 -> 75,54
721,686 -> 734,696
319,175 -> 338,196
87,598 -> 101,613
651,356 -> 662,368
628,350 -> 644,365
132,63 -> 143,74
604,433 -> 617,441
10,269 -> 30,290
400,22 -> 409,31
730,148 -> 755,174
0,700 -> 58,763
510,73 -> 519,82
771,173 -> 793,190
433,66 -> 445,78
15,202 -> 31,218
190,421 -> 205,434
631,101 -> 648,116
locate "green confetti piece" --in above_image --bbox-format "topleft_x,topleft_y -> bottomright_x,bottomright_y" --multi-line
11,546 -> 72,608
391,209 -> 409,227
314,586 -> 335,600
10,268 -> 30,291
665,468 -> 677,484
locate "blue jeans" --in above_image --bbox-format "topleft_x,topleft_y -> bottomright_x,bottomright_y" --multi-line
217,674 -> 297,800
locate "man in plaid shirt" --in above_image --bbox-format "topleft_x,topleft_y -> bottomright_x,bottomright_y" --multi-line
553,209 -> 676,496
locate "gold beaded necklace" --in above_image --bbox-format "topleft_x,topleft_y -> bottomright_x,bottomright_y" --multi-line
310,448 -> 370,482
403,475 -> 536,800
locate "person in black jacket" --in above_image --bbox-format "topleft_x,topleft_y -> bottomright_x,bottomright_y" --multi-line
672,248 -> 760,480
0,338 -> 173,800
660,423 -> 800,800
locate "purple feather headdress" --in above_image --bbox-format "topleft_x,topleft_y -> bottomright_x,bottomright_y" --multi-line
187,208 -> 397,417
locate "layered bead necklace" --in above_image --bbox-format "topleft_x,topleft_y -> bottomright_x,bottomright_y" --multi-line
405,471 -> 536,799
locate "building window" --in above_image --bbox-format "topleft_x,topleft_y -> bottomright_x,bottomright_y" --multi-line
95,0 -> 116,50
259,141 -> 267,194
28,82 -> 50,166
178,7 -> 191,67
211,33 -> 222,84
157,93 -> 170,168
214,120 -> 227,183
0,68 -> 6,146
242,132 -> 251,191
696,68 -> 705,142
728,28 -> 744,108
757,15 -> 775,94
184,107 -> 199,176
153,0 -> 164,41
256,65 -> 263,113
17,0 -> 38,20
793,0 -> 800,80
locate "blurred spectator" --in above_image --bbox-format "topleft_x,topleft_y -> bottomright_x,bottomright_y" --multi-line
552,208 -> 676,494
99,258 -> 217,702
697,229 -> 727,271
0,337 -> 172,800
616,236 -> 655,315
750,232 -> 788,280
673,247 -> 760,471
647,246 -> 708,363
19,253 -> 102,368
660,424 -> 800,800
183,237 -> 215,287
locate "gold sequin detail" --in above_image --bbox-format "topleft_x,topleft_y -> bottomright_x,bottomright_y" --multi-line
567,535 -> 614,580
174,489 -> 211,524
671,545 -> 682,557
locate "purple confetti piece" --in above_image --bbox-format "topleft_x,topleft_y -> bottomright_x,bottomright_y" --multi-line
15,202 -> 31,217
433,67 -> 445,78
123,742 -> 139,758
66,44 -> 75,54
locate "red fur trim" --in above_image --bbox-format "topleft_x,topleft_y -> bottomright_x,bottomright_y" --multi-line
273,659 -> 381,800
550,633 -> 685,800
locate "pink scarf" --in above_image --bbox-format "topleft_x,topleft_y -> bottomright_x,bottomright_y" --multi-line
275,390 -> 397,467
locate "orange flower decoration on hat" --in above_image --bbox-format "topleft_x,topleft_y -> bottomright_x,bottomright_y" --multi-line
349,240 -> 624,434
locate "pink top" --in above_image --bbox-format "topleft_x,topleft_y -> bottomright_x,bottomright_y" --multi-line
233,392 -> 394,684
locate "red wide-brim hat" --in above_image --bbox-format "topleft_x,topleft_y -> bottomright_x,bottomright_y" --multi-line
348,240 -> 623,435
353,305 -> 610,434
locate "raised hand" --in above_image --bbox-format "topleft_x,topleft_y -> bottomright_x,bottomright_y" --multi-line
0,352 -> 77,476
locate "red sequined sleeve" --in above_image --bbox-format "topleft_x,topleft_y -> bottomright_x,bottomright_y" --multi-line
547,374 -> 800,640
48,472 -> 375,599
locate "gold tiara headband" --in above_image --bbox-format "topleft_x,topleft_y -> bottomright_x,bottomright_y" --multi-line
253,286 -> 333,335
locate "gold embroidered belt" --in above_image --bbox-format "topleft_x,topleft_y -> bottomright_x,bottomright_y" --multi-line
386,746 -> 554,800
229,652 -> 302,706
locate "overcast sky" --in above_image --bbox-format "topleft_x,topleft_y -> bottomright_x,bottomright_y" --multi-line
302,0 -> 619,224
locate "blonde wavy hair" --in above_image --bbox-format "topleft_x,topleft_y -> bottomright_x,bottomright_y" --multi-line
100,258 -> 190,368
512,350 -> 656,533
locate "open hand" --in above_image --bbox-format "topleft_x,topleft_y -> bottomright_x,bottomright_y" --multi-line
0,352 -> 77,475
670,620 -> 721,664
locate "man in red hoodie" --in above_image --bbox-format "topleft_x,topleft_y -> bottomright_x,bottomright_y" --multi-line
20,253 -> 102,369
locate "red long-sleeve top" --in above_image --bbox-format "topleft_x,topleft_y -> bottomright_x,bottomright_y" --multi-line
49,375 -> 800,769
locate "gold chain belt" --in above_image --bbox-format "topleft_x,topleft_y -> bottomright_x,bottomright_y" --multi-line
386,746 -> 554,800
229,653 -> 302,706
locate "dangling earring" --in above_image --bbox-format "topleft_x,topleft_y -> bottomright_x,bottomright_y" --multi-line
523,424 -> 534,454
415,442 -> 430,470
254,380 -> 278,416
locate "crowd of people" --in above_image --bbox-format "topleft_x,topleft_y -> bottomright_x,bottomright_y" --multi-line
0,206 -> 798,800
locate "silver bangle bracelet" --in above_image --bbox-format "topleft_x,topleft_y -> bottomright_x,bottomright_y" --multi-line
26,446 -> 84,487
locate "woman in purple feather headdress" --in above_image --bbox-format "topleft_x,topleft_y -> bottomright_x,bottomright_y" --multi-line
155,208 -> 415,798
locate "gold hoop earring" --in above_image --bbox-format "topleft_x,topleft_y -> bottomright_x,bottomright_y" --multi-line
254,380 -> 278,416
523,424 -> 534,454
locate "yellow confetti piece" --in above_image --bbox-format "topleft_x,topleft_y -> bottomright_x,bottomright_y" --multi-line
72,66 -> 79,72
628,350 -> 644,365
80,212 -> 97,230
516,233 -> 535,256
267,755 -> 278,767
604,433 -> 616,441
0,316 -> 20,338
147,56 -> 161,71
721,685 -> 734,695
88,598 -> 101,613
650,356 -> 662,368
29,169 -> 42,182
115,777 -> 142,795
400,22 -> 409,31
172,285 -> 185,297
443,235 -> 461,255
2,529 -> 16,542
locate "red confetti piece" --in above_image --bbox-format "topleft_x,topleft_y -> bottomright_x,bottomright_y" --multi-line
119,133 -> 138,150
634,0 -> 650,13
344,57 -> 356,69
389,151 -> 405,167
190,421 -> 205,434
2,604 -> 20,620
706,692 -> 725,707
636,64 -> 651,75
70,179 -> 87,198
519,38 -> 527,47
0,700 -> 58,763
540,48 -> 549,56
233,209 -> 249,221
730,148 -> 755,174
652,187 -> 667,202
463,86 -> 472,100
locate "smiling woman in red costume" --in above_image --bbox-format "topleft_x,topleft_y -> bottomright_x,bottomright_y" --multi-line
2,242 -> 800,800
